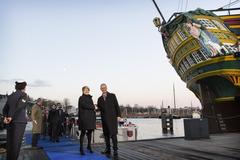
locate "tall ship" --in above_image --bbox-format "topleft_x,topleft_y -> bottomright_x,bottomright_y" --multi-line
152,0 -> 240,133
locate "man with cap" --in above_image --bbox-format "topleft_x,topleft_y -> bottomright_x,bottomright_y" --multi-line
31,98 -> 43,149
3,81 -> 28,160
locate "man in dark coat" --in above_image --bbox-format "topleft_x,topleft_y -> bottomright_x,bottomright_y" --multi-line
2,81 -> 28,160
47,106 -> 54,141
41,106 -> 48,139
57,103 -> 65,136
97,83 -> 121,158
48,104 -> 60,142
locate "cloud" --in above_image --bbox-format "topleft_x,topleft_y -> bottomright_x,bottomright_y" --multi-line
0,79 -> 24,84
28,80 -> 51,87
0,79 -> 51,87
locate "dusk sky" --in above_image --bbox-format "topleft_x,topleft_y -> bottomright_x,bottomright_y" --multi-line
0,0 -> 234,108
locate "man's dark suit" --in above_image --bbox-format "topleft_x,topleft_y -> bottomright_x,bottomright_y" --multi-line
97,92 -> 121,153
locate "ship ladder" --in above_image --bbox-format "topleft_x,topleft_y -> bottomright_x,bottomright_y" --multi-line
216,114 -> 227,132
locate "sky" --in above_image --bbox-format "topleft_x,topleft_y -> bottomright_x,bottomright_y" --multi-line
0,0 -> 235,108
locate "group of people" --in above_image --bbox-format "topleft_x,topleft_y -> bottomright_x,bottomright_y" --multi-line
31,100 -> 66,149
2,81 -> 121,160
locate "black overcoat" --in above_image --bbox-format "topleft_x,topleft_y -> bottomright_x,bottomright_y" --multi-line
78,94 -> 96,130
97,92 -> 121,136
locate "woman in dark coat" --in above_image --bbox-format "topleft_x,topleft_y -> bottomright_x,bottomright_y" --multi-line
78,86 -> 96,155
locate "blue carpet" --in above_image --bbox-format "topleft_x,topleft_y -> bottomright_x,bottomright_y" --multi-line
25,132 -> 108,160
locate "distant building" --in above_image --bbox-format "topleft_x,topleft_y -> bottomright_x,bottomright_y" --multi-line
160,106 -> 201,118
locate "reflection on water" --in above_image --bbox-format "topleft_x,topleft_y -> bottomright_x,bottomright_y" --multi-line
26,118 -> 184,140
128,118 -> 184,140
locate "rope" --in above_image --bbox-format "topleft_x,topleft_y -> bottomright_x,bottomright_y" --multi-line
220,0 -> 240,9
221,115 -> 240,120
185,0 -> 189,11
180,0 -> 183,12
203,115 -> 240,120
177,0 -> 181,12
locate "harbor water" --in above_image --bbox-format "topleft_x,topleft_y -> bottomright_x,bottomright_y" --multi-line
128,118 -> 184,140
26,118 -> 184,141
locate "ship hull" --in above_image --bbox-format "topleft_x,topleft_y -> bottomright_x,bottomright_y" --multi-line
202,98 -> 240,133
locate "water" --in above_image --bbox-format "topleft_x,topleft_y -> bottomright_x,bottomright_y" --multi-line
128,118 -> 184,140
26,118 -> 185,140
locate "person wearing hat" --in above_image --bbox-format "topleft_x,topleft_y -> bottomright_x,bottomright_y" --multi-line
31,98 -> 43,149
2,81 -> 28,160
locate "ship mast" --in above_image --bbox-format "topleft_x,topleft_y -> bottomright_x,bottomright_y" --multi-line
173,83 -> 176,108
152,0 -> 166,24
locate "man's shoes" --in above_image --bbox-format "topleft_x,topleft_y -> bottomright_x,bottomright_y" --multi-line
113,150 -> 118,157
113,150 -> 119,160
101,149 -> 111,155
101,149 -> 111,158
31,146 -> 43,150
80,149 -> 85,155
87,146 -> 94,153
56,140 -> 60,143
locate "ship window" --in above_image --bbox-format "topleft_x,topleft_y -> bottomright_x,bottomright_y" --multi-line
168,41 -> 175,55
212,20 -> 228,31
177,30 -> 187,41
214,32 -> 229,40
192,51 -> 203,63
173,34 -> 182,45
199,48 -> 210,60
171,39 -> 178,50
198,19 -> 218,29
180,63 -> 187,72
190,54 -> 197,64
186,55 -> 196,66
223,43 -> 238,53
182,59 -> 190,69
178,67 -> 184,76
168,44 -> 174,54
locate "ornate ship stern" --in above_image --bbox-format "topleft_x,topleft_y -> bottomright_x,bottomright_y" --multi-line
153,8 -> 240,133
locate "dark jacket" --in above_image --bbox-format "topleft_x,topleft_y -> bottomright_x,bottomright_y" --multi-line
48,109 -> 60,125
97,92 -> 121,136
78,94 -> 96,130
2,90 -> 28,124
57,109 -> 65,123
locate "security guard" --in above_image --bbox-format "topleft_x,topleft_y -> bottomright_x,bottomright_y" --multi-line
3,81 -> 28,160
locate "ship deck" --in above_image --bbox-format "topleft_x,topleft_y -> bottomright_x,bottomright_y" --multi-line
0,133 -> 239,160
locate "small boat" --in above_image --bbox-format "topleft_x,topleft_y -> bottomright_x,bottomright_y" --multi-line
72,115 -> 138,143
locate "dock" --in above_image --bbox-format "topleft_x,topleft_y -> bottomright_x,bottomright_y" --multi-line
0,133 -> 239,160
106,133 -> 240,160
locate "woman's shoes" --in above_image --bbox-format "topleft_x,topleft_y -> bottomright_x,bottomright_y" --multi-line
87,146 -> 94,153
80,149 -> 85,155
80,146 -> 94,155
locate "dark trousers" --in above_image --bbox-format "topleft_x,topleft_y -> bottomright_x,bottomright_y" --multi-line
6,123 -> 26,160
104,133 -> 118,151
32,133 -> 40,147
80,129 -> 93,150
52,123 -> 60,142
41,122 -> 48,138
